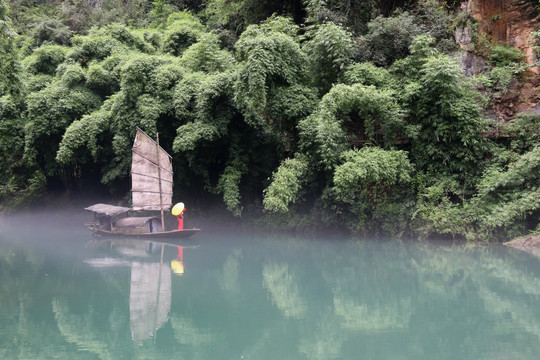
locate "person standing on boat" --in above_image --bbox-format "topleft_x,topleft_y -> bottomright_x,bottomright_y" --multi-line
172,202 -> 186,230
177,207 -> 186,230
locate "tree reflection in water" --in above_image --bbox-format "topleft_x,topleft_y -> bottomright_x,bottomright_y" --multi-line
1,230 -> 540,360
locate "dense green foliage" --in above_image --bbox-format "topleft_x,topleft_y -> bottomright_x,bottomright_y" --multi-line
1,0 -> 22,95
0,0 -> 538,241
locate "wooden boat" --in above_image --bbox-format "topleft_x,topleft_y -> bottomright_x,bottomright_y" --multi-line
85,128 -> 199,239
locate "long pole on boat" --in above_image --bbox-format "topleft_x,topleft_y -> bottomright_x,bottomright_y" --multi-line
155,133 -> 165,232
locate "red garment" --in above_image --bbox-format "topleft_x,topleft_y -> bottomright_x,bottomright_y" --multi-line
177,208 -> 186,230
177,217 -> 183,230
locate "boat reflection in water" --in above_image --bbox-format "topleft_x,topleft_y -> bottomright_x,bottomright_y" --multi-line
84,238 -> 196,343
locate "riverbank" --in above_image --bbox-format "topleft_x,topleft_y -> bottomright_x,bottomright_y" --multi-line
505,235 -> 540,257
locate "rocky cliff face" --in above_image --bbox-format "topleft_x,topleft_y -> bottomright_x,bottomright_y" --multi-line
466,0 -> 539,70
456,0 -> 539,119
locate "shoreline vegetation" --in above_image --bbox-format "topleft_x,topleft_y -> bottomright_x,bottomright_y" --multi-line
0,0 -> 539,242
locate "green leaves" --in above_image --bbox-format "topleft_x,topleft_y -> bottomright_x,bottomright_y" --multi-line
217,160 -> 247,217
24,83 -> 102,173
263,155 -> 309,213
327,147 -> 413,236
173,122 -> 221,152
342,62 -> 393,88
0,0 -> 22,96
358,11 -> 421,67
403,52 -> 487,177
23,44 -> 69,75
179,33 -> 235,73
119,53 -> 176,101
488,44 -> 525,67
235,19 -> 307,124
1,2 -> 537,239
333,147 -> 412,204
56,103 -> 113,165
302,22 -> 354,92
475,146 -> 540,229
172,70 -> 236,151
161,12 -> 205,56
299,83 -> 403,169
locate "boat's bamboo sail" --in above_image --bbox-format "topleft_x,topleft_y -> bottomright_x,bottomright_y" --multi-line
131,128 -> 173,211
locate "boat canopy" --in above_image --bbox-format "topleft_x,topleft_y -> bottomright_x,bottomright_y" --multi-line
115,216 -> 160,228
131,128 -> 173,212
85,203 -> 131,216
114,216 -> 163,234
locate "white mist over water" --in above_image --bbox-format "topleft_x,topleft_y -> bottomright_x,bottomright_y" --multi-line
1,212 -> 540,360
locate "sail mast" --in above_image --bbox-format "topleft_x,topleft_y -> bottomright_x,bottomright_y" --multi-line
155,132 -> 165,231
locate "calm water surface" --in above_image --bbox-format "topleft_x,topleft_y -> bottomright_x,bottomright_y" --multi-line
1,211 -> 540,359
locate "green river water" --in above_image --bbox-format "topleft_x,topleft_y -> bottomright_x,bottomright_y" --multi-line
1,211 -> 540,359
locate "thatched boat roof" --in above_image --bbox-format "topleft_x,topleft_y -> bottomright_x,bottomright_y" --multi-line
85,203 -> 131,216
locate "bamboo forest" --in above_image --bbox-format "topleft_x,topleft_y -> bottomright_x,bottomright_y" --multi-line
1,0 -> 539,242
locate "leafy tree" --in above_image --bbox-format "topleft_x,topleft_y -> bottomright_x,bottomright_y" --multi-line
358,11 -> 422,67
0,95 -> 25,203
216,157 -> 247,217
0,2 -> 30,202
53,28 -> 168,190
179,32 -> 235,73
56,99 -> 114,168
400,45 -> 488,179
390,33 -> 438,85
161,11 -> 205,56
467,114 -> 540,240
234,16 -> 309,131
0,0 -> 22,96
172,71 -> 238,185
204,0 -> 304,35
473,146 -> 540,239
85,61 -> 118,97
342,62 -> 394,88
24,81 -> 102,176
22,44 -> 69,75
505,113 -> 540,153
298,83 -> 403,170
333,147 -> 412,203
263,154 -> 309,213
332,147 -> 413,235
302,22 -> 354,93
358,1 -> 454,66
60,0 -> 150,33
173,69 -> 281,215
149,0 -> 180,27
412,177 -> 476,240
29,17 -> 73,46
488,44 -> 525,67
68,33 -> 126,66
173,71 -> 235,153
411,113 -> 539,241
411,0 -> 454,52
303,0 -> 383,34
0,0 -> 537,241
265,80 -> 406,235
67,24 -> 154,66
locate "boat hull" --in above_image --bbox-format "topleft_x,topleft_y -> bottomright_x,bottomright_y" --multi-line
85,224 -> 199,239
